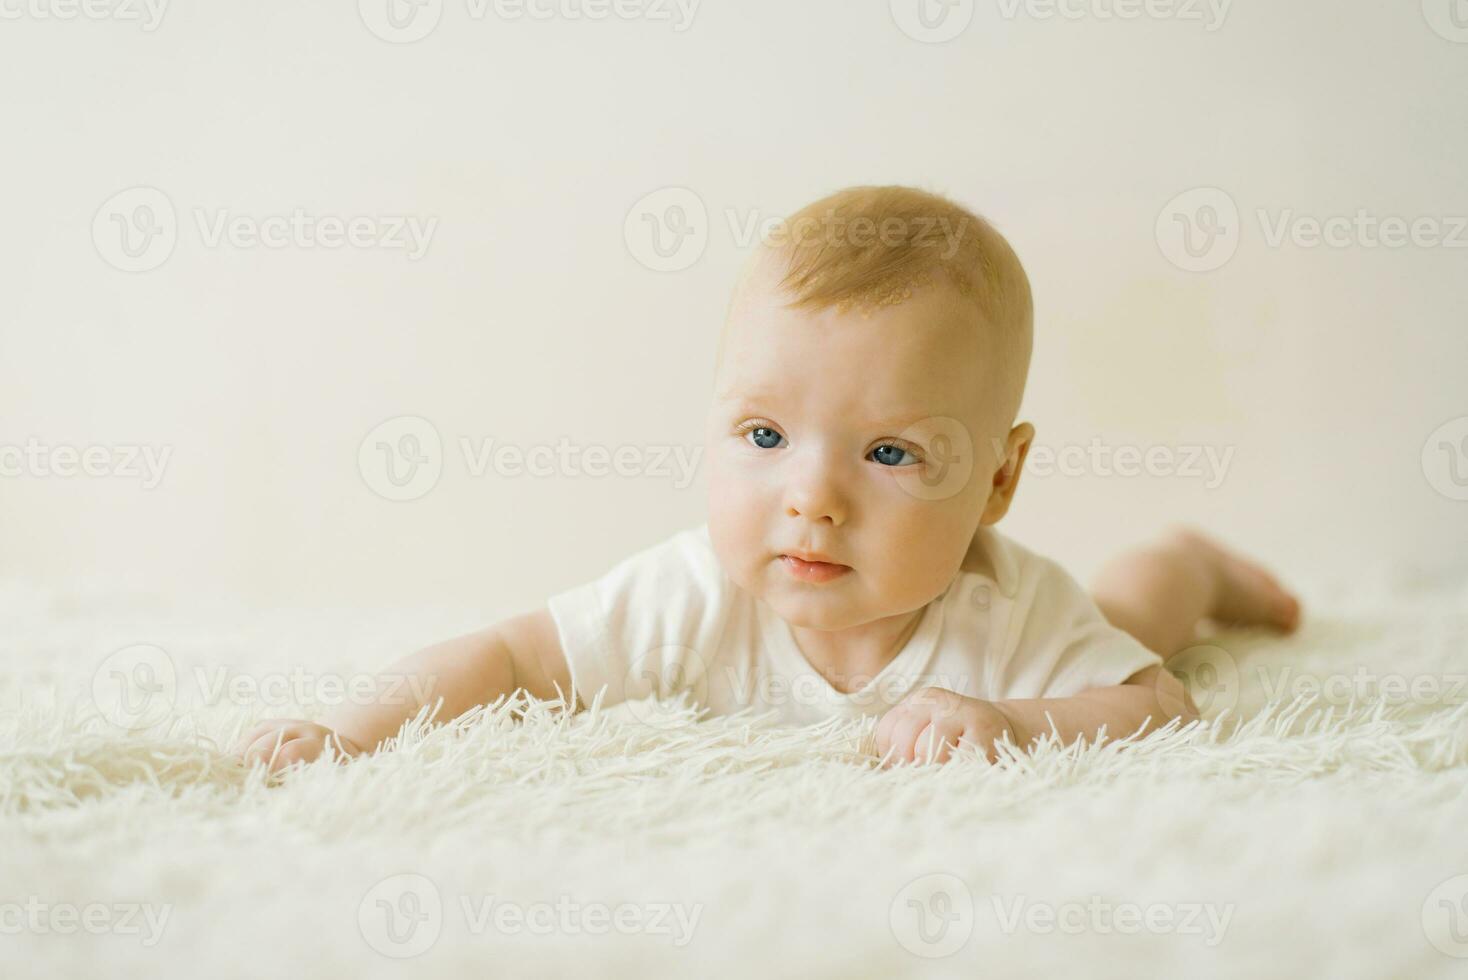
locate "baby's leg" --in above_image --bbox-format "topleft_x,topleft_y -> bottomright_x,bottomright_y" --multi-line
1089,527 -> 1302,659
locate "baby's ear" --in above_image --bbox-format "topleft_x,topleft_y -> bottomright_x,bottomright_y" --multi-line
979,422 -> 1035,525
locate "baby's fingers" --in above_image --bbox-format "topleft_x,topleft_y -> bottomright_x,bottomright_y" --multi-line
874,706 -> 903,761
267,737 -> 326,771
879,712 -> 932,768
958,722 -> 1009,764
241,726 -> 317,772
231,719 -> 305,757
916,717 -> 966,765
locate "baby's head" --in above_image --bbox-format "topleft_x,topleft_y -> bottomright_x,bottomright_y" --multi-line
705,185 -> 1035,631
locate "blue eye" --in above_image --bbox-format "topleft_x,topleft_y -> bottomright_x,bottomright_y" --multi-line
870,444 -> 918,467
745,426 -> 784,450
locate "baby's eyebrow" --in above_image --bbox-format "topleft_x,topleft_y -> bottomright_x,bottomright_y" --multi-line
714,388 -> 781,414
863,412 -> 945,433
723,400 -> 943,433
717,379 -> 948,430
716,382 -> 780,403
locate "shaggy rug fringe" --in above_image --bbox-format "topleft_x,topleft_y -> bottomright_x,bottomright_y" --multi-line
3,583 -> 1468,978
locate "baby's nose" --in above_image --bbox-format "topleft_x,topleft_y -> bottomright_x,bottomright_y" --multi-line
783,472 -> 847,525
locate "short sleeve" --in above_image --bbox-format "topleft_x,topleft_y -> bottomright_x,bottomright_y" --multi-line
545,524 -> 731,710
989,549 -> 1164,700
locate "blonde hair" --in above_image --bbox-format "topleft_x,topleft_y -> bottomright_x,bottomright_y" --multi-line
739,185 -> 1034,429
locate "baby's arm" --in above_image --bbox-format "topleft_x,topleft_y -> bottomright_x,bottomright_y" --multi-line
233,608 -> 571,772
988,663 -> 1194,752
874,665 -> 1195,766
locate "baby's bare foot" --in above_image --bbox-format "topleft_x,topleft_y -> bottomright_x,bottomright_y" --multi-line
1166,527 -> 1302,633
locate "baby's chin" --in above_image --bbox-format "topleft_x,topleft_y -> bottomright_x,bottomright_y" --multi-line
758,581 -> 885,632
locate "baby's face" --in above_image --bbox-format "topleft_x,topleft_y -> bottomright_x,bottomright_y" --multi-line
706,271 -> 1008,632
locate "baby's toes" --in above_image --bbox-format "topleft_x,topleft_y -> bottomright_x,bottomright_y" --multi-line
1242,562 -> 1302,632
1272,588 -> 1302,633
242,731 -> 300,770
270,739 -> 323,771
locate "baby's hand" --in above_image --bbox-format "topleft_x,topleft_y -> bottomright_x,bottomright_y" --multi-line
233,719 -> 364,773
874,687 -> 1017,766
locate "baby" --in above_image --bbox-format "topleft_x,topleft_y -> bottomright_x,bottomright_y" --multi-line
235,185 -> 1301,771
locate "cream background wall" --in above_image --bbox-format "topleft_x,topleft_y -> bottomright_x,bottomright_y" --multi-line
2,0 -> 1465,615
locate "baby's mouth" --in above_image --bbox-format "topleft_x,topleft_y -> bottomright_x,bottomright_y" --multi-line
777,554 -> 852,584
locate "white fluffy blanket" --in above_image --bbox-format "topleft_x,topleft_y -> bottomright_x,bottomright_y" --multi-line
3,576 -> 1468,978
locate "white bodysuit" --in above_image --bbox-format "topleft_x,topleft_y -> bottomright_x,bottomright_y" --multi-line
547,523 -> 1163,724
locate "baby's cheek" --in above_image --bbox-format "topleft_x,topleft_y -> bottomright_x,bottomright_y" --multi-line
706,498 -> 766,592
706,462 -> 752,534
871,504 -> 973,597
